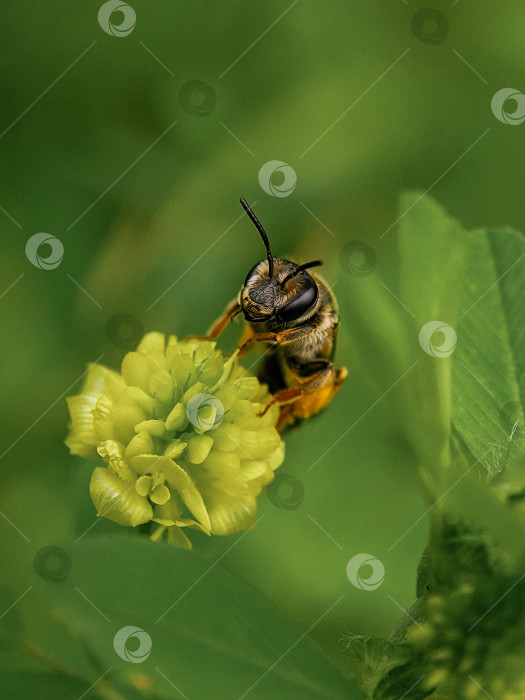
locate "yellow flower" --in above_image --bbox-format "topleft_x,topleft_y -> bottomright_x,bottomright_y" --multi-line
66,332 -> 284,548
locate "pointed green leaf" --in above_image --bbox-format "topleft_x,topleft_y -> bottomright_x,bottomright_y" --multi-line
452,228 -> 525,475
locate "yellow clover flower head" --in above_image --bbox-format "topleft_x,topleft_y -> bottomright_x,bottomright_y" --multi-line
66,332 -> 284,548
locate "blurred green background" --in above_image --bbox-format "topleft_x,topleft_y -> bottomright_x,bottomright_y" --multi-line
1,0 -> 524,696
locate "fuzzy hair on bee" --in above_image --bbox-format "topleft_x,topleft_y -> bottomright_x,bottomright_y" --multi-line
199,199 -> 347,431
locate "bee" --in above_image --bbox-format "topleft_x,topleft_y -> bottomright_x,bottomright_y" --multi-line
202,198 -> 347,431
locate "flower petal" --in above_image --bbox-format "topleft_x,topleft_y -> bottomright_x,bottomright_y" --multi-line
235,376 -> 260,400
240,460 -> 271,482
163,439 -> 187,459
150,483 -> 170,505
149,370 -> 177,405
92,396 -> 116,442
110,396 -> 148,444
83,363 -> 123,400
97,440 -> 136,481
186,435 -> 214,464
130,454 -> 165,476
266,441 -> 285,471
243,402 -> 280,429
137,332 -> 165,355
90,467 -> 152,527
165,335 -> 180,364
165,403 -> 188,431
162,459 -> 211,531
200,450 -> 241,479
238,428 -> 281,460
192,340 -> 216,365
182,381 -> 206,404
125,430 -> 155,460
210,423 -> 241,452
198,353 -> 223,387
135,475 -> 153,497
125,386 -> 155,414
167,526 -> 192,549
65,395 -> 98,457
121,352 -> 157,392
200,484 -> 256,535
226,400 -> 257,427
169,353 -> 194,389
135,419 -> 168,439
214,383 -> 239,411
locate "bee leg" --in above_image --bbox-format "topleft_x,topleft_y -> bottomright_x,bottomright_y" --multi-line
258,361 -> 333,417
238,324 -> 317,356
258,386 -> 304,417
261,361 -> 347,430
206,299 -> 242,338
237,332 -> 273,356
187,299 -> 242,341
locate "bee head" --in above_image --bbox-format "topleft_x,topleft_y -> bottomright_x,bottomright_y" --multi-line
239,199 -> 323,323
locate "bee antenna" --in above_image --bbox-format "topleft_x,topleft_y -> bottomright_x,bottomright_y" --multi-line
281,260 -> 323,286
240,198 -> 274,278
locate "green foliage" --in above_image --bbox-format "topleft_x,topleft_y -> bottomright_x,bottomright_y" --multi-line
13,536 -> 357,700
453,227 -> 525,473
2,521 -> 363,699
342,194 -> 525,698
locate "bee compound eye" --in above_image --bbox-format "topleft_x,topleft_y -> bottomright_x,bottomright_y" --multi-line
278,282 -> 318,322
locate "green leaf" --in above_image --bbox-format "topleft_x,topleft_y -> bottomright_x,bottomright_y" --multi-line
34,535 -> 360,700
452,227 -> 525,476
340,192 -> 470,476
397,192 -> 470,472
